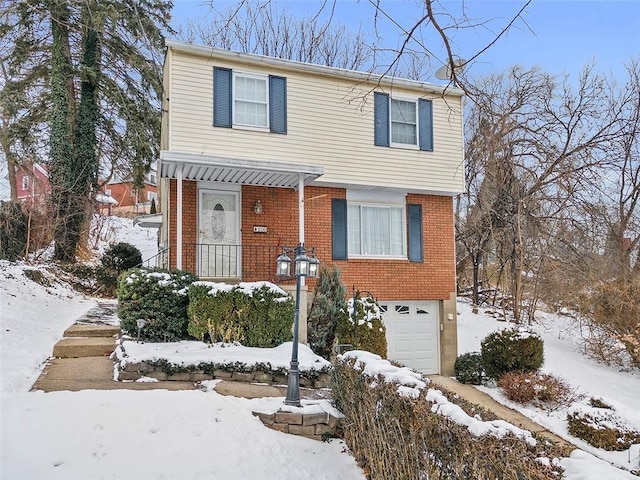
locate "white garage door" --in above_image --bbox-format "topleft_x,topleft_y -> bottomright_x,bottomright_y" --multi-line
381,301 -> 440,374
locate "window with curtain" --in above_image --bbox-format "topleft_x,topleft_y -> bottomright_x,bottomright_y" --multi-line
234,73 -> 268,128
390,99 -> 417,146
348,204 -> 405,257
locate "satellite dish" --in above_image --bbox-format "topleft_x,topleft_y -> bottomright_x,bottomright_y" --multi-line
435,58 -> 466,81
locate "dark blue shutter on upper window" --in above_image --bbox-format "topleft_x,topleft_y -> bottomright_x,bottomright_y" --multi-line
269,75 -> 287,134
213,67 -> 232,128
408,203 -> 423,262
418,99 -> 433,151
374,92 -> 390,147
332,198 -> 348,260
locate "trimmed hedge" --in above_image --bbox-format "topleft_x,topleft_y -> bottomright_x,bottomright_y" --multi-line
332,357 -> 568,479
187,281 -> 294,347
117,268 -> 197,341
567,406 -> 640,451
481,328 -> 544,379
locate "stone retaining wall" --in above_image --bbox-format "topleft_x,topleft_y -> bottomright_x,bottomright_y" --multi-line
252,408 -> 342,441
116,360 -> 331,389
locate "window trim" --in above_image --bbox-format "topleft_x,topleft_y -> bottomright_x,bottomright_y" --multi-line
232,71 -> 270,131
347,201 -> 407,260
389,97 -> 419,150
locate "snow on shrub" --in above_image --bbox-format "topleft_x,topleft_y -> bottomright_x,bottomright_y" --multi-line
117,268 -> 197,341
332,350 -> 566,480
187,281 -> 294,347
481,327 -> 544,379
336,291 -> 387,357
567,402 -> 640,451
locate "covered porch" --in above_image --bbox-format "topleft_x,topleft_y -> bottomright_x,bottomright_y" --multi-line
158,151 -> 324,282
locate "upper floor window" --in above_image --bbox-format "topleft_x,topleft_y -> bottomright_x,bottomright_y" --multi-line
214,67 -> 287,134
391,99 -> 417,146
374,92 -> 433,151
234,73 -> 268,128
22,176 -> 29,190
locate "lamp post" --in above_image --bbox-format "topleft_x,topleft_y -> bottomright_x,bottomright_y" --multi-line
276,243 -> 320,407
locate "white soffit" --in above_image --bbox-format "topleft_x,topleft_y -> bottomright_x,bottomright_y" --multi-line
159,151 -> 324,189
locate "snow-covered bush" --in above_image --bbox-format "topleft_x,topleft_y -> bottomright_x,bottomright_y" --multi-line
336,290 -> 387,358
307,266 -> 348,360
332,352 -> 566,479
567,402 -> 640,451
498,371 -> 580,412
481,328 -> 544,379
117,268 -> 197,341
454,352 -> 484,384
187,281 -> 294,347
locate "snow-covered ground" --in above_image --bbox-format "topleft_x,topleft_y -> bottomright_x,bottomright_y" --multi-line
457,300 -> 640,477
1,215 -> 639,479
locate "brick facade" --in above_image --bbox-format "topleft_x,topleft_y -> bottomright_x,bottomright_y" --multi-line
167,181 -> 455,302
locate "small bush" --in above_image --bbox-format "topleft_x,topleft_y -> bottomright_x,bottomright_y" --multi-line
567,406 -> 640,451
0,201 -> 27,261
336,291 -> 387,358
481,328 -> 544,379
454,352 -> 484,384
98,242 -> 143,296
187,281 -> 294,347
117,268 -> 197,341
307,266 -> 348,360
498,371 -> 580,411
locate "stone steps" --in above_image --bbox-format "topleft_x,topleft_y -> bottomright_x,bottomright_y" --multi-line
63,324 -> 120,338
52,337 -> 116,358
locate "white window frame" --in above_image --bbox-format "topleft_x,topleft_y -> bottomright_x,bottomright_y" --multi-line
233,71 -> 269,130
22,176 -> 29,190
390,97 -> 419,150
347,201 -> 407,259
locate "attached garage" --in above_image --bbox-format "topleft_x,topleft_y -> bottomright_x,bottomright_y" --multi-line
381,300 -> 440,374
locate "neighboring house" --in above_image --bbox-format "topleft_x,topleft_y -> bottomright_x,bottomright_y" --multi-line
16,163 -> 51,210
103,169 -> 157,214
158,40 -> 464,375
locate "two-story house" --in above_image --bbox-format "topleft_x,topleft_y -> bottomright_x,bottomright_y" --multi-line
16,163 -> 51,211
102,168 -> 158,214
158,40 -> 464,375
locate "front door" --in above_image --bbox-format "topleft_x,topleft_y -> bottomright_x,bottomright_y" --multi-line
198,190 -> 240,277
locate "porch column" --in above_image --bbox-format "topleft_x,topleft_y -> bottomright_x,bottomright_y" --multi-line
298,172 -> 305,287
176,164 -> 183,270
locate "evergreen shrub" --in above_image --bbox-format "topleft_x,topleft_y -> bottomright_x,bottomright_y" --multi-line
0,201 -> 27,261
307,266 -> 348,359
97,242 -> 142,296
117,268 -> 197,341
336,291 -> 387,358
481,328 -> 544,379
187,281 -> 294,347
454,352 -> 484,384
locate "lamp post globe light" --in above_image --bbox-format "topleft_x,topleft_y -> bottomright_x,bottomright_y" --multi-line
276,243 -> 319,407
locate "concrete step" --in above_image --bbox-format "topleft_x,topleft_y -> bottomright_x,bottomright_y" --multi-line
63,324 -> 120,338
31,357 -> 197,392
52,337 -> 116,358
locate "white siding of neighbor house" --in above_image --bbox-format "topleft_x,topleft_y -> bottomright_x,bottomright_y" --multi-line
165,47 -> 464,195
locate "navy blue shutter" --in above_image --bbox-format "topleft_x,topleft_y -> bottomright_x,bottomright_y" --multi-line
213,67 -> 232,128
418,99 -> 433,151
374,92 -> 390,147
407,204 -> 423,262
332,198 -> 348,260
269,75 -> 287,134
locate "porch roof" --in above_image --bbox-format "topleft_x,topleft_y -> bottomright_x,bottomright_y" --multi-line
159,151 -> 324,189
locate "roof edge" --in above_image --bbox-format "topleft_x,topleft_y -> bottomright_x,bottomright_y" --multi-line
164,39 -> 464,98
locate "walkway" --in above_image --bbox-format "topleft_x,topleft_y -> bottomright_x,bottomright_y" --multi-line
32,302 -> 573,450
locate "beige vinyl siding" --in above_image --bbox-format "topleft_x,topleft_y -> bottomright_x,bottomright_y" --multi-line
166,49 -> 464,195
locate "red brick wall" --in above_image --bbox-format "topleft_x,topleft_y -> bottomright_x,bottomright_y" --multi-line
168,179 -> 198,272
168,181 -> 456,301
